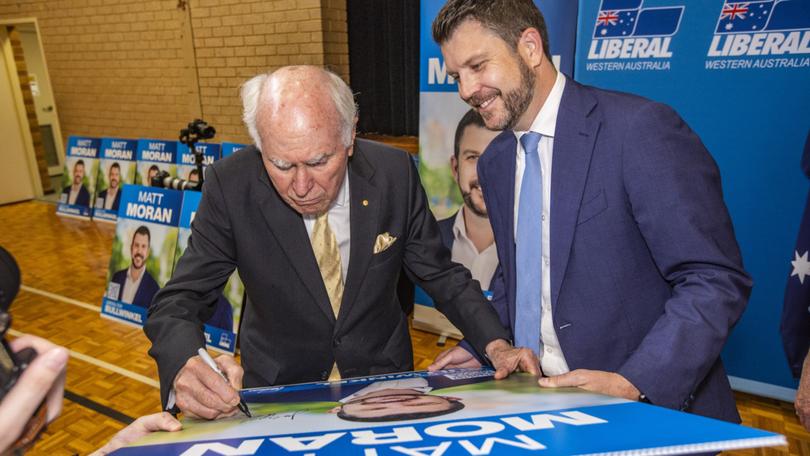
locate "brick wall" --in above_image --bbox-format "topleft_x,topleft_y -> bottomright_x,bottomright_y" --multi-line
0,0 -> 349,145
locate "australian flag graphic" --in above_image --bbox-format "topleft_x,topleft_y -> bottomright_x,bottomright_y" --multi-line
594,0 -> 683,38
781,130 -> 810,378
716,0 -> 810,34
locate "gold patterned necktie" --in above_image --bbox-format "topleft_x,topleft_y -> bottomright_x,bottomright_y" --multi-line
311,212 -> 344,381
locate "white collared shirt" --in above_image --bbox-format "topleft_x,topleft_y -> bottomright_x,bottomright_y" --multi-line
121,265 -> 145,304
104,187 -> 119,210
451,207 -> 498,291
68,186 -> 80,205
513,71 -> 570,376
303,169 -> 351,282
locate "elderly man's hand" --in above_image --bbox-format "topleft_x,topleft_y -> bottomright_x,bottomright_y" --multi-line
485,339 -> 541,379
173,354 -> 243,420
428,346 -> 483,371
90,412 -> 181,455
539,369 -> 640,401
0,335 -> 68,453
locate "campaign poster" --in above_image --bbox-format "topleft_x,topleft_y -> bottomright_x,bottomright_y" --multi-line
101,185 -> 182,327
135,139 -> 177,188
221,142 -> 248,159
175,141 -> 220,187
174,190 -> 244,353
93,138 -> 137,223
115,369 -> 784,455
56,136 -> 100,219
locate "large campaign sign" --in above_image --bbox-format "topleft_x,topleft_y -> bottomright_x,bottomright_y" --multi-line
135,139 -> 177,188
93,138 -> 137,223
416,1 -> 579,337
576,0 -> 810,396
174,190 -> 244,353
101,185 -> 183,326
57,136 -> 100,219
114,369 -> 784,455
175,141 -> 220,187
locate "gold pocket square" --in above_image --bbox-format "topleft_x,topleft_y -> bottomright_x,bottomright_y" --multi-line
373,232 -> 397,254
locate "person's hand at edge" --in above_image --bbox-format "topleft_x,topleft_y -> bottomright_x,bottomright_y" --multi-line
90,412 -> 181,455
485,339 -> 541,379
428,346 -> 483,371
538,369 -> 640,401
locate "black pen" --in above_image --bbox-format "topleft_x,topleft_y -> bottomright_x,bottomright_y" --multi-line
197,348 -> 251,418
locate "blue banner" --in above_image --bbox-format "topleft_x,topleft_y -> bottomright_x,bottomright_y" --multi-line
135,139 -> 177,187
221,142 -> 248,158
113,370 -> 784,455
176,142 -> 220,185
575,0 -> 810,394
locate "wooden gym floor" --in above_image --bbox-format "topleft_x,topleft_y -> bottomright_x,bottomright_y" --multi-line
0,199 -> 808,455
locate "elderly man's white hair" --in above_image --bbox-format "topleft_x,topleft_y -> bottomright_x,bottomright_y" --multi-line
240,66 -> 358,151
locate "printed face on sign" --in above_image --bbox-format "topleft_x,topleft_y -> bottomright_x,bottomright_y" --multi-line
453,124 -> 499,218
331,388 -> 463,422
73,161 -> 85,185
441,20 -> 537,131
147,166 -> 160,186
130,229 -> 150,269
109,163 -> 121,189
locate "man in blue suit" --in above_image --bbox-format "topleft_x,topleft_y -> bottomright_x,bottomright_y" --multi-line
429,0 -> 751,423
109,225 -> 160,309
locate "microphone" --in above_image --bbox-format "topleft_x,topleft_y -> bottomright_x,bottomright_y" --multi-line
150,171 -> 200,191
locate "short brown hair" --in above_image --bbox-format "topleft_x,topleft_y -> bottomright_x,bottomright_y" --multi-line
432,0 -> 552,61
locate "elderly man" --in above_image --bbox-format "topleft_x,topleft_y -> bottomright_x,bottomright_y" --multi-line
145,65 -> 537,419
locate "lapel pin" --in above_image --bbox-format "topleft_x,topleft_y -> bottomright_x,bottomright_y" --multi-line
362,199 -> 369,207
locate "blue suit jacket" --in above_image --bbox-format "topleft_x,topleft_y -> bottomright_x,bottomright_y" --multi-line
61,185 -> 91,207
477,79 -> 751,422
111,268 -> 160,309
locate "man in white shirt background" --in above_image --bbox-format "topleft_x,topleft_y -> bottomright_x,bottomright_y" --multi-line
437,109 -> 500,292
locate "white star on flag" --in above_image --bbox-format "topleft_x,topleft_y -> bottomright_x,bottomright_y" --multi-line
791,250 -> 810,284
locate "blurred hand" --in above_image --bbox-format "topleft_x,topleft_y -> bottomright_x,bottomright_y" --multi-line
0,335 -> 68,453
428,346 -> 483,371
90,412 -> 181,455
485,339 -> 541,379
173,354 -> 243,420
796,353 -> 810,431
538,369 -> 640,401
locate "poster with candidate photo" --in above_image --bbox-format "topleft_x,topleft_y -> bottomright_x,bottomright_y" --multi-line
114,368 -> 784,455
101,185 -> 182,327
135,139 -> 177,188
57,136 -> 100,219
174,190 -> 244,353
175,141 -> 220,188
93,138 -> 137,223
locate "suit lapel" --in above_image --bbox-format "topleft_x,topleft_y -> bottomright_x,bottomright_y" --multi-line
336,147 -> 379,331
482,132 -> 518,331
550,81 -> 600,310
254,156 -> 336,323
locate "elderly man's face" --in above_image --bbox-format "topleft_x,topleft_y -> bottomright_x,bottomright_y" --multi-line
260,116 -> 353,216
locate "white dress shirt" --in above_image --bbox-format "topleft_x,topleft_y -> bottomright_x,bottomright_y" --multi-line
104,187 -> 119,210
68,186 -> 80,205
513,71 -> 570,376
121,265 -> 145,304
303,169 -> 351,282
451,207 -> 499,291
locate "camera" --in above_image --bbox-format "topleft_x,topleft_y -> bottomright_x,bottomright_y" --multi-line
0,246 -> 34,403
179,119 -> 216,146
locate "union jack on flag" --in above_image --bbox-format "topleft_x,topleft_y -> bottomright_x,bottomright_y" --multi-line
716,1 -> 774,33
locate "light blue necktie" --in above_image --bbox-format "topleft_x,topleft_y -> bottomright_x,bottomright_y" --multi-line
515,132 -> 543,355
